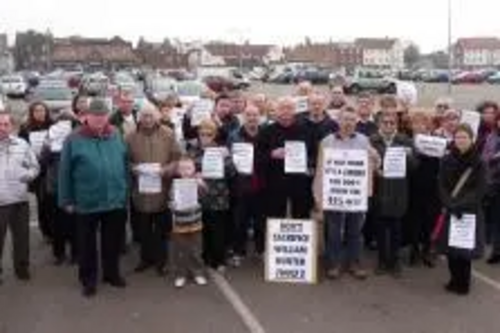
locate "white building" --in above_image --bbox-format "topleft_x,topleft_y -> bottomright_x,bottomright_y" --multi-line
355,38 -> 404,70
454,37 -> 500,69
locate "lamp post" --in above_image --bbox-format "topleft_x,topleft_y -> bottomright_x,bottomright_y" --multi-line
447,0 -> 453,95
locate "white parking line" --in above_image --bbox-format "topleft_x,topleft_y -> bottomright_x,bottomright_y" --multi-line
209,270 -> 266,333
473,269 -> 500,291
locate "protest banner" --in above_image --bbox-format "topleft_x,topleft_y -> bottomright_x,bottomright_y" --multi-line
173,178 -> 199,211
49,121 -> 72,152
414,134 -> 447,158
202,147 -> 225,179
29,130 -> 48,156
191,99 -> 214,126
294,97 -> 309,114
285,141 -> 307,174
232,142 -> 254,174
322,148 -> 369,212
383,147 -> 407,179
460,110 -> 481,140
137,163 -> 162,194
265,219 -> 318,284
449,214 -> 476,250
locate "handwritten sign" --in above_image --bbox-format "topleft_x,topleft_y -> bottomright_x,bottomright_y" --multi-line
202,147 -> 225,179
415,134 -> 447,158
322,148 -> 369,212
285,141 -> 307,174
265,219 -> 318,284
383,147 -> 407,179
294,97 -> 309,114
449,214 -> 476,250
137,163 -> 162,194
232,143 -> 254,175
173,178 -> 199,211
29,130 -> 48,156
48,121 -> 72,152
460,110 -> 481,140
191,99 -> 214,126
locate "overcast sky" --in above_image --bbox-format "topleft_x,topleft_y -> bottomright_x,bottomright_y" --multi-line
1,0 -> 499,52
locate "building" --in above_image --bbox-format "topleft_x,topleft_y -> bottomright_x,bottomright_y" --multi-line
453,37 -> 500,69
13,30 -> 53,70
136,39 -> 187,69
285,42 -> 362,70
0,34 -> 14,74
355,38 -> 404,70
51,36 -> 139,70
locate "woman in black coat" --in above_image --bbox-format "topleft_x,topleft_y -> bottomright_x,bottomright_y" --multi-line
438,124 -> 486,295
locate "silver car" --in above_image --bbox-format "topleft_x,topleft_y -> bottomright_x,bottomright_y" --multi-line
33,84 -> 74,116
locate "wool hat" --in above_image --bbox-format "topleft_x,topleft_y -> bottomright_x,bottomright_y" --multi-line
87,98 -> 110,115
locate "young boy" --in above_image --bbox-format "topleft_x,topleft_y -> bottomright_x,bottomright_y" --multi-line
170,156 -> 207,288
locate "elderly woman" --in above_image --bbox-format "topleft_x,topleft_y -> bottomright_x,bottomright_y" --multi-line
436,109 -> 461,142
127,103 -> 181,275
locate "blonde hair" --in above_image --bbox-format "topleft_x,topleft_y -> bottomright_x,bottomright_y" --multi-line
198,118 -> 218,135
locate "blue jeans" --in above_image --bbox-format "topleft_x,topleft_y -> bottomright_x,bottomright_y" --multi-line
324,212 -> 365,268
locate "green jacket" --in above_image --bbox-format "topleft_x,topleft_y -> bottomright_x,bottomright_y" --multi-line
58,126 -> 128,214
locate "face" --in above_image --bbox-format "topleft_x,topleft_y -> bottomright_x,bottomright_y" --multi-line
216,99 -> 233,119
243,106 -> 260,129
482,107 -> 497,125
435,103 -> 450,116
331,88 -> 345,104
232,97 -> 246,115
338,111 -> 358,135
380,115 -> 398,136
76,96 -> 89,113
140,112 -> 157,129
454,130 -> 473,152
411,117 -> 429,135
86,113 -> 109,131
32,104 -> 48,122
0,114 -> 12,140
309,95 -> 326,117
199,128 -> 217,147
178,159 -> 196,178
119,94 -> 134,114
357,97 -> 372,118
276,100 -> 296,126
443,113 -> 460,133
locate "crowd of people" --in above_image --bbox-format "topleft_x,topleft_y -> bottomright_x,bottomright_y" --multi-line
0,81 -> 498,299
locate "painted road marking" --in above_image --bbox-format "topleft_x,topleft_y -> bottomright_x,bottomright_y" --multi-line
209,270 -> 266,333
473,269 -> 500,291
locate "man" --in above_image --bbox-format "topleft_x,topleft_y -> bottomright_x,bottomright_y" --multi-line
257,97 -> 312,219
313,106 -> 379,280
127,103 -> 181,275
355,92 -> 378,138
110,91 -> 138,139
0,111 -> 39,283
328,85 -> 347,112
228,104 -> 265,265
59,98 -> 129,297
231,91 -> 247,117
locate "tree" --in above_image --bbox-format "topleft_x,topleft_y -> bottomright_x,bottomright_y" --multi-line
404,44 -> 421,68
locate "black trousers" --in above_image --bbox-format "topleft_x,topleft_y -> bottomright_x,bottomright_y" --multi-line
233,193 -> 265,256
47,194 -> 77,261
34,179 -> 52,241
363,198 -> 377,246
0,203 -> 29,275
76,209 -> 126,287
377,217 -> 402,268
136,210 -> 170,268
266,183 -> 311,219
447,254 -> 472,292
202,210 -> 228,268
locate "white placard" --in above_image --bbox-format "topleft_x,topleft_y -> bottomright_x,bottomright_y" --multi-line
265,219 -> 318,284
322,148 -> 369,212
202,147 -> 225,179
294,97 -> 309,114
173,178 -> 199,211
29,130 -> 48,156
449,214 -> 476,250
232,143 -> 254,175
137,163 -> 162,194
191,99 -> 214,126
460,110 -> 481,140
285,141 -> 307,174
49,121 -> 72,152
383,147 -> 407,179
414,134 -> 447,158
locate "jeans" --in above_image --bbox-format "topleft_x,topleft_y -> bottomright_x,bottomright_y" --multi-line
0,203 -> 30,275
324,212 -> 365,268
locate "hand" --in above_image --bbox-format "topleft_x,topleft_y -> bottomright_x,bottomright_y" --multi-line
161,163 -> 177,177
271,148 -> 285,160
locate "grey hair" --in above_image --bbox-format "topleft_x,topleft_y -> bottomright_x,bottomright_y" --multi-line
138,102 -> 161,122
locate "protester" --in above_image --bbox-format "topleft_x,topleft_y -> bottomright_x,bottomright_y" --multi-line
371,111 -> 416,277
295,81 -> 313,97
158,96 -> 178,131
231,91 -> 247,116
189,119 -> 235,272
58,98 -> 128,297
407,110 -> 441,267
127,103 -> 181,275
438,124 -> 486,295
436,109 -> 461,141
433,97 -> 453,130
355,92 -> 378,137
0,111 -> 40,283
328,86 -> 347,111
170,156 -> 207,288
110,91 -> 138,138
72,94 -> 89,117
313,106 -> 379,280
228,105 -> 265,265
477,101 -> 499,151
257,96 -> 313,219
18,102 -> 53,242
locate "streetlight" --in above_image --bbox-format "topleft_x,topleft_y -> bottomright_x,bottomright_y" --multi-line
447,0 -> 453,95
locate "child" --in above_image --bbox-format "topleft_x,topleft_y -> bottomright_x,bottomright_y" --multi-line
170,156 -> 207,288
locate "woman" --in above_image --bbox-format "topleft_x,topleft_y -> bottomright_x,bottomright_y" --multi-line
407,110 -> 441,267
477,101 -> 499,152
19,102 -> 53,242
435,109 -> 461,142
72,94 -> 88,122
438,124 -> 486,295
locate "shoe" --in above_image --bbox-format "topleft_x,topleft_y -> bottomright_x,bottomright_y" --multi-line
103,277 -> 127,288
82,285 -> 97,297
194,275 -> 208,286
348,263 -> 368,280
326,267 -> 341,280
134,262 -> 152,273
174,277 -> 186,288
487,254 -> 500,265
15,269 -> 31,281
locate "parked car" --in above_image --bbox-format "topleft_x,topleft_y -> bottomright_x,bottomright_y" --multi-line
176,80 -> 207,105
269,71 -> 295,84
145,77 -> 177,103
294,68 -> 331,84
0,75 -> 28,98
451,71 -> 484,84
487,72 -> 500,84
202,75 -> 249,93
422,70 -> 450,83
343,76 -> 397,95
32,82 -> 74,116
80,73 -> 110,96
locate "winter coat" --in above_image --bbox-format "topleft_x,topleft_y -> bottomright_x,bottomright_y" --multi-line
370,133 -> 417,218
438,146 -> 486,258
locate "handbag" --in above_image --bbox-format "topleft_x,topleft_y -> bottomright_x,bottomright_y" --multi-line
431,167 -> 473,243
